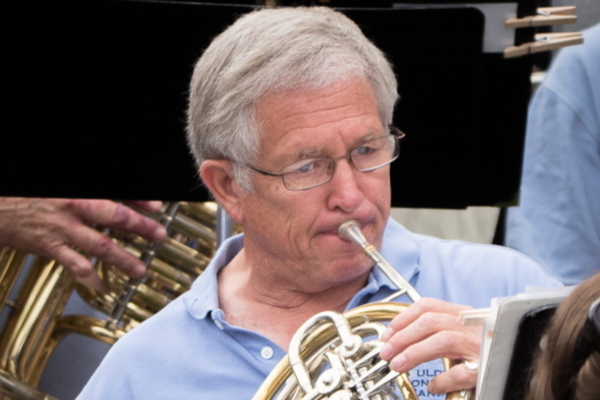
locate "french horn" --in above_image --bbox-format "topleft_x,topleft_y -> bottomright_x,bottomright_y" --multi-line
252,220 -> 472,400
0,201 -> 222,399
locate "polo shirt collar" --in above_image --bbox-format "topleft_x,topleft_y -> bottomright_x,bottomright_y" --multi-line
185,218 -> 421,319
185,233 -> 244,320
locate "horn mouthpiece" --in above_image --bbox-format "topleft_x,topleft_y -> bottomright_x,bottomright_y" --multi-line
338,220 -> 369,249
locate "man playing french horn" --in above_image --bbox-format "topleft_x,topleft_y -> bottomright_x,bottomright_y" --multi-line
78,7 -> 560,400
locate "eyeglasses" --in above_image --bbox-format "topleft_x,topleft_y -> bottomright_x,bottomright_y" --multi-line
246,127 -> 405,191
573,297 -> 600,372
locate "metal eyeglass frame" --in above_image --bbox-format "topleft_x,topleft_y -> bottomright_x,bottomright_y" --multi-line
245,126 -> 406,191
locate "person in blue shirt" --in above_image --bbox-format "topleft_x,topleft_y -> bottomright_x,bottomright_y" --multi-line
78,7 -> 560,399
505,23 -> 600,285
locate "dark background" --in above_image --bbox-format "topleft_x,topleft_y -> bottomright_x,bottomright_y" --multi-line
0,0 -> 541,208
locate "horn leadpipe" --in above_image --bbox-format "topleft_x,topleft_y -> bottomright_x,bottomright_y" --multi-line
338,220 -> 421,303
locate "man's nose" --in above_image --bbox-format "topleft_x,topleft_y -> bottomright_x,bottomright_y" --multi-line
325,158 -> 364,213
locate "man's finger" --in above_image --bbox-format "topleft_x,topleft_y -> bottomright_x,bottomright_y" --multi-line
124,200 -> 164,213
66,199 -> 167,243
63,224 -> 147,278
382,298 -> 472,340
51,245 -> 96,277
380,312 -> 460,360
427,362 -> 478,395
387,329 -> 478,373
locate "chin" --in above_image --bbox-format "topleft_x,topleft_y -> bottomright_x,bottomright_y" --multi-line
327,253 -> 373,281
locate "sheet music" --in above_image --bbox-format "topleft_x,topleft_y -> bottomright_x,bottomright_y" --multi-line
469,285 -> 574,400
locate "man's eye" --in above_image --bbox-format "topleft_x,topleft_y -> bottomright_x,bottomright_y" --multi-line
286,159 -> 327,175
282,160 -> 316,175
296,160 -> 317,173
355,145 -> 376,156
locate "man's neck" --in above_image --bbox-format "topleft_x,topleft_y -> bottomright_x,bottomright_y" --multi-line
216,249 -> 368,350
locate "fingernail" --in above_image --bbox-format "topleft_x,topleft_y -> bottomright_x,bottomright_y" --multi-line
380,343 -> 393,360
390,354 -> 407,372
381,327 -> 394,341
149,201 -> 163,210
154,226 -> 167,241
133,262 -> 147,277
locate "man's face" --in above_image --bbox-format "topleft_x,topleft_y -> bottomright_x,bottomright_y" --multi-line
238,78 -> 392,290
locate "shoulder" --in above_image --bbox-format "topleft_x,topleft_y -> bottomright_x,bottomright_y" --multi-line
416,231 -> 527,266
428,236 -> 559,298
542,24 -> 600,102
423,232 -> 554,277
549,23 -> 600,69
77,295 -> 209,399
383,219 -> 561,306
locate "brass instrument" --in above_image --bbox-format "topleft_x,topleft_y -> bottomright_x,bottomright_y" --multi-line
0,201 -> 221,399
253,220 -> 471,400
0,248 -> 68,400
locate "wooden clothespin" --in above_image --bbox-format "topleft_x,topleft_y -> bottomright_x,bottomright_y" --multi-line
505,6 -> 577,28
504,32 -> 584,58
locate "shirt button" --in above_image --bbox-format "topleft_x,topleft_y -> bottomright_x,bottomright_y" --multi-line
214,320 -> 224,330
260,346 -> 274,360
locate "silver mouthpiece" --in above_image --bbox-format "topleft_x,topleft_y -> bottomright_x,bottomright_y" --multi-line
338,220 -> 369,249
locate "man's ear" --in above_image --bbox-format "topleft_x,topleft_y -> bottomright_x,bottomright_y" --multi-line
199,160 -> 245,223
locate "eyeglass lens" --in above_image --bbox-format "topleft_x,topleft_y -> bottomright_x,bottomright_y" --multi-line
283,135 -> 398,190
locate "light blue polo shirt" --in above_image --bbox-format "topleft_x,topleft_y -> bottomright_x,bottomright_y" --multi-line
77,217 -> 560,400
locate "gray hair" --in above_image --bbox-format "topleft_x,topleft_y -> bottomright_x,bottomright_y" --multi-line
186,6 -> 399,192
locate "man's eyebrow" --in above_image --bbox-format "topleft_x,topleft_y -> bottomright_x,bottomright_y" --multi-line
290,148 -> 324,161
353,132 -> 381,145
359,132 -> 379,141
286,131 -> 383,161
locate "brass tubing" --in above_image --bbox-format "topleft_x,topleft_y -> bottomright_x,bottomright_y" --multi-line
0,257 -> 73,389
179,202 -> 218,228
109,235 -> 210,276
0,370 -> 58,400
155,237 -> 211,275
0,201 -> 220,399
52,315 -> 125,347
252,303 -> 415,400
0,249 -> 28,310
170,212 -> 216,246
100,245 -> 195,292
75,285 -> 154,325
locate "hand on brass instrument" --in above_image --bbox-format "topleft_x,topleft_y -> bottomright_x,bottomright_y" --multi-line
378,297 -> 482,395
0,197 -> 167,278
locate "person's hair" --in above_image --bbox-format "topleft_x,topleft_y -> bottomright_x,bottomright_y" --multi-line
186,6 -> 399,192
526,272 -> 600,400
